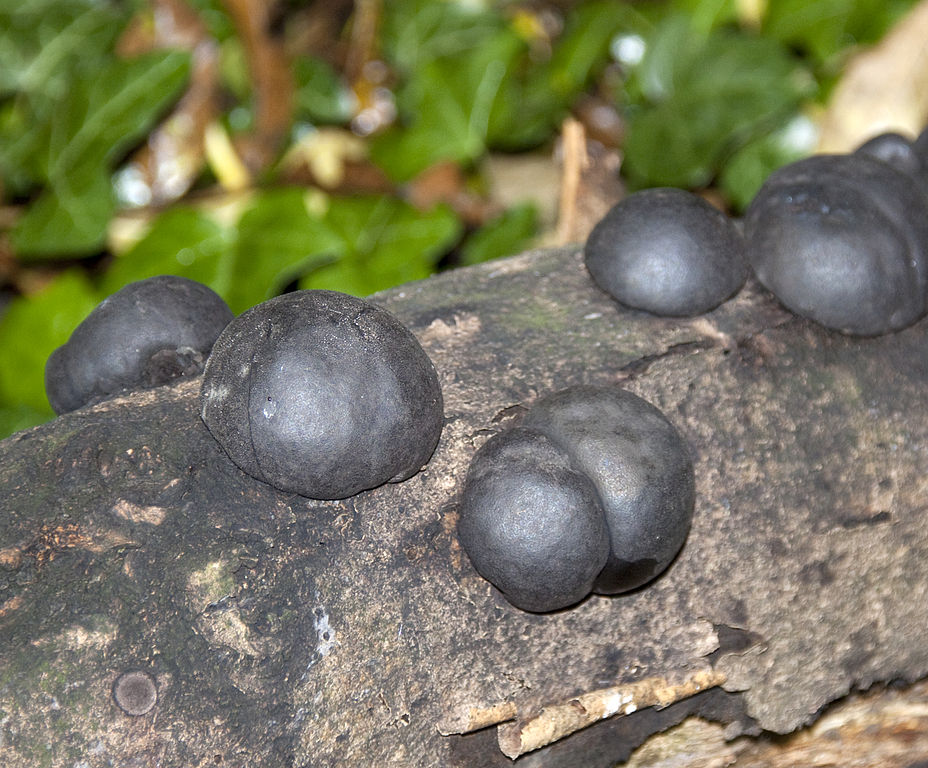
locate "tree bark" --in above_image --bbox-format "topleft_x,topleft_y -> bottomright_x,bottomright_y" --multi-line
2,246 -> 928,766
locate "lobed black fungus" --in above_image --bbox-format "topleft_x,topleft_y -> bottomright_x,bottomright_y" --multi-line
745,153 -> 928,336
457,428 -> 610,613
584,188 -> 747,317
45,275 -> 234,414
199,289 -> 443,500
457,386 -> 695,613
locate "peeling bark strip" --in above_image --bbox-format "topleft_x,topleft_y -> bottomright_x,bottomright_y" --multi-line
496,669 -> 726,759
437,701 -> 518,736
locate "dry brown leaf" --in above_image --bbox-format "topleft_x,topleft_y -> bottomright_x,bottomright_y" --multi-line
817,0 -> 928,152
116,0 -> 220,207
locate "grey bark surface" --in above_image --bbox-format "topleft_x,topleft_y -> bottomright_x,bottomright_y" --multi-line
1,246 -> 927,767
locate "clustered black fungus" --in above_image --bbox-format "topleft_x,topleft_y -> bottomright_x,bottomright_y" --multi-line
457,386 -> 695,613
44,124 -> 928,619
745,130 -> 928,336
585,187 -> 748,317
585,125 -> 928,338
45,275 -> 233,414
199,289 -> 443,500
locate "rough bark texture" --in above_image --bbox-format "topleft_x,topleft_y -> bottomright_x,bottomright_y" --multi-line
2,246 -> 928,766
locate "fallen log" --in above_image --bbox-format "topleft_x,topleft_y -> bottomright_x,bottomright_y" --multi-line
2,246 -> 928,766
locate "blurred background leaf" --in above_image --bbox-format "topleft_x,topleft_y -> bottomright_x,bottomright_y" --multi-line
0,0 -> 924,437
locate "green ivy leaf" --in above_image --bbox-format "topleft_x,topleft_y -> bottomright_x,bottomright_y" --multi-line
0,403 -> 52,439
371,28 -> 523,181
103,190 -> 345,314
0,0 -> 123,101
488,1 -> 634,150
300,196 -> 462,296
0,270 -> 99,422
12,50 -> 191,258
228,189 -> 344,313
101,208 -> 231,297
669,0 -> 738,36
763,0 -> 917,68
622,15 -> 814,189
460,203 -> 538,266
294,55 -> 353,125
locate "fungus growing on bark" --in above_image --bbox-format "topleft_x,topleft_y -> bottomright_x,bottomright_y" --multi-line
745,153 -> 928,336
199,289 -> 443,500
854,131 -> 924,178
456,427 -> 610,613
45,276 -> 233,414
584,188 -> 747,317
457,386 -> 694,612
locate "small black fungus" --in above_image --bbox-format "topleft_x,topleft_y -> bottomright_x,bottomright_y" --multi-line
584,188 -> 747,317
457,428 -> 610,613
854,131 -> 925,178
457,386 -> 694,612
45,276 -> 233,414
112,669 -> 158,716
745,153 -> 928,336
199,290 -> 443,500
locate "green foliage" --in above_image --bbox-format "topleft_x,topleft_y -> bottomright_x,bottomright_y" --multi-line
101,190 -> 344,314
719,117 -> 814,208
460,203 -> 538,267
764,0 -> 916,68
621,14 -> 815,194
0,0 -> 126,195
372,0 -> 630,180
102,190 -> 459,310
0,271 -> 99,432
0,0 -> 920,439
294,56 -> 353,126
299,196 -> 462,296
12,51 -> 191,258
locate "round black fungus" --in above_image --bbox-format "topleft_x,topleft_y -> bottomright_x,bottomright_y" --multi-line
112,670 -> 158,716
45,275 -> 234,414
523,386 -> 695,595
854,131 -> 924,178
584,188 -> 747,317
457,428 -> 610,613
745,153 -> 928,336
914,126 -> 928,165
199,289 -> 443,500
457,386 -> 694,612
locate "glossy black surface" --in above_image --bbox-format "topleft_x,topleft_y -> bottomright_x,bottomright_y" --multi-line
745,153 -> 928,336
585,188 -> 747,317
458,386 -> 694,612
45,275 -> 233,414
199,290 -> 443,500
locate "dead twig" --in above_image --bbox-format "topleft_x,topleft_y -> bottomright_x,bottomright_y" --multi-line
496,668 -> 726,759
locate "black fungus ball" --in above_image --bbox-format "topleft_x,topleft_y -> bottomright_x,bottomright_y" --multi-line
457,428 -> 610,613
584,188 -> 747,317
914,126 -> 928,165
199,289 -> 443,500
45,275 -> 234,414
457,386 -> 694,612
523,386 -> 695,594
854,131 -> 925,178
745,153 -> 928,336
